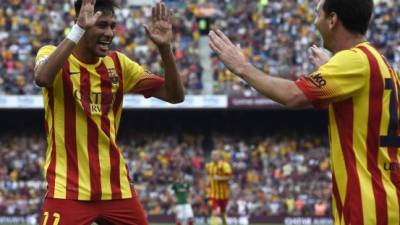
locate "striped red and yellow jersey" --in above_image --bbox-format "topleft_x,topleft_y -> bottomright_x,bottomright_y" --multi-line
296,42 -> 400,225
206,160 -> 232,200
35,45 -> 165,201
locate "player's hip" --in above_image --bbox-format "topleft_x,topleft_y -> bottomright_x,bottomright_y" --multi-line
39,196 -> 148,225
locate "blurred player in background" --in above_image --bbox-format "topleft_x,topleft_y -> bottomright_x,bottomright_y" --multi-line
170,173 -> 195,225
206,150 -> 232,225
34,0 -> 184,224
209,0 -> 400,224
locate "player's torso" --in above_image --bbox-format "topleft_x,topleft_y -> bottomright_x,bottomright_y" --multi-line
52,54 -> 121,117
328,44 -> 400,225
42,53 -> 133,201
173,183 -> 189,204
207,162 -> 230,199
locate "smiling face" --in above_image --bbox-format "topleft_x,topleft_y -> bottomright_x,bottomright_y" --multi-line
81,12 -> 116,57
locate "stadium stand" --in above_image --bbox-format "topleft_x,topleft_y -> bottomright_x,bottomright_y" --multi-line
0,0 -> 398,95
0,130 -> 331,217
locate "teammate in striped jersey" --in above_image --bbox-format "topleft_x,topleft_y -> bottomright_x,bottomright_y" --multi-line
34,0 -> 184,224
209,0 -> 400,224
206,151 -> 232,225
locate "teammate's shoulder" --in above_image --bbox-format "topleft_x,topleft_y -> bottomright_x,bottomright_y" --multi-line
327,46 -> 368,69
108,51 -> 139,64
205,162 -> 213,168
223,161 -> 232,169
333,48 -> 365,61
37,45 -> 56,53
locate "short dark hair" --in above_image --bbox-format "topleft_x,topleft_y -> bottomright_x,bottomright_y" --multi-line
322,0 -> 373,35
74,0 -> 118,16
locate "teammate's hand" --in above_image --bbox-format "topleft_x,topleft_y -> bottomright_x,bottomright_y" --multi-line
76,0 -> 103,30
310,45 -> 331,68
209,29 -> 250,77
144,2 -> 173,47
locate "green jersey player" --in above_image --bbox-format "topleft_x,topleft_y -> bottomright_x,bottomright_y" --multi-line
171,174 -> 195,225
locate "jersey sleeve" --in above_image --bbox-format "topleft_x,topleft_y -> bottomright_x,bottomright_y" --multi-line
295,49 -> 369,108
35,45 -> 56,65
35,45 -> 59,87
117,52 -> 165,97
205,163 -> 211,175
223,162 -> 232,176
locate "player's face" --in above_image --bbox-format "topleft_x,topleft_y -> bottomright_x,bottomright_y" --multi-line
211,152 -> 220,162
83,12 -> 116,57
314,0 -> 331,50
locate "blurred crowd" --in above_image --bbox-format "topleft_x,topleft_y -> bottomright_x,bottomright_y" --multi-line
211,0 -> 400,96
0,0 -> 203,95
0,0 -> 399,96
0,131 -> 331,217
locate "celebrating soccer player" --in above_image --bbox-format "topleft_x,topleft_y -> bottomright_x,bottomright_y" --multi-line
34,0 -> 184,224
206,151 -> 232,225
209,0 -> 400,224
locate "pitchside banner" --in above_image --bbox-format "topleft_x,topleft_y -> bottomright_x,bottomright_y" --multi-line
0,95 -> 228,109
0,215 -> 333,224
228,96 -> 282,109
0,95 -> 289,109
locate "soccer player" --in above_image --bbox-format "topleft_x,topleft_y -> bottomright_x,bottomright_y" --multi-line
170,173 -> 195,225
34,0 -> 184,224
209,0 -> 400,224
206,151 -> 232,225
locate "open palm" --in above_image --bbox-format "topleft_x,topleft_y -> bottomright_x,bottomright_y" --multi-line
144,3 -> 173,47
77,0 -> 102,29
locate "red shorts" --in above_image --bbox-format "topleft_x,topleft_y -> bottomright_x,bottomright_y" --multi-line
210,199 -> 228,214
39,197 -> 148,225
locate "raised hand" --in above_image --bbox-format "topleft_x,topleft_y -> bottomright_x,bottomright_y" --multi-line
76,0 -> 103,30
144,2 -> 173,47
209,29 -> 249,76
310,45 -> 331,68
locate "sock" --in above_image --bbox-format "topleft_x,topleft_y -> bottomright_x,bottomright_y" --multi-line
222,215 -> 228,225
210,216 -> 218,225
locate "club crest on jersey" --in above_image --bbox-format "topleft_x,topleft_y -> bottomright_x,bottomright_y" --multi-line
107,68 -> 119,84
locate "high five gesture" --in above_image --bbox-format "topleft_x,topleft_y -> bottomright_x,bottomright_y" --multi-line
144,2 -> 173,47
76,0 -> 103,30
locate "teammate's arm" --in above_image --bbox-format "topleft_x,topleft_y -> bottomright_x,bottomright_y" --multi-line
213,175 -> 230,181
169,184 -> 177,204
34,0 -> 102,87
310,45 -> 331,68
142,2 -> 184,103
209,29 -> 310,108
214,162 -> 232,181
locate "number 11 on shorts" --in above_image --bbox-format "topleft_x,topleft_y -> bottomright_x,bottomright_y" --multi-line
42,212 -> 61,225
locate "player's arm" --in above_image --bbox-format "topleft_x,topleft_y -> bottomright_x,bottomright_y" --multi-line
142,2 -> 184,103
168,184 -> 177,204
209,30 -> 310,108
214,162 -> 232,181
310,45 -> 331,68
34,0 -> 102,87
213,175 -> 231,181
188,185 -> 193,203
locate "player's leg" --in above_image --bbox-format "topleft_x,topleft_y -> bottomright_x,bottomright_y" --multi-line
175,204 -> 184,225
39,198 -> 96,225
219,199 -> 228,225
184,204 -> 194,225
98,196 -> 149,225
209,199 -> 220,225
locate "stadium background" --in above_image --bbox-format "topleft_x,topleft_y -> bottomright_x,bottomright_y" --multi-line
0,0 -> 398,224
